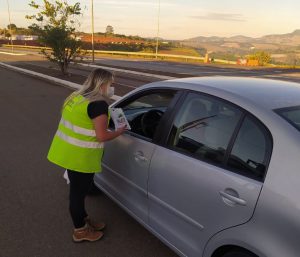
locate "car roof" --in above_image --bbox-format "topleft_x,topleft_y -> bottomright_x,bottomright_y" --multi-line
144,76 -> 300,110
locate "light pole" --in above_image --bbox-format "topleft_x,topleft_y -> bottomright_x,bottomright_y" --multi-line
91,0 -> 95,63
155,0 -> 161,59
6,0 -> 14,52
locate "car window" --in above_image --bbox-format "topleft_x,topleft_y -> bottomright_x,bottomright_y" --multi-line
227,116 -> 272,181
275,106 -> 300,132
116,91 -> 176,140
168,93 -> 242,166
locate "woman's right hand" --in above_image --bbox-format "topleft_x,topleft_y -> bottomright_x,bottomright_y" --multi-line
116,125 -> 126,135
93,115 -> 126,142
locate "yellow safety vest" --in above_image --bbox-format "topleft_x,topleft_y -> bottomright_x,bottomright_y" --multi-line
47,95 -> 104,173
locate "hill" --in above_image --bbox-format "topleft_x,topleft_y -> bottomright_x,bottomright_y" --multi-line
182,30 -> 300,53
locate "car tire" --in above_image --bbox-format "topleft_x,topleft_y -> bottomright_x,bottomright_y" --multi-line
221,249 -> 257,257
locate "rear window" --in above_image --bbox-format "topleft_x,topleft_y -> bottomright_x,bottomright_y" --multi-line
275,106 -> 300,131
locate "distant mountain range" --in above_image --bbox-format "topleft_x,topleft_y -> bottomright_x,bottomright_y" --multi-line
182,30 -> 300,53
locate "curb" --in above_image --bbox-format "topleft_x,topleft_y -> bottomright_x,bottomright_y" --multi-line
0,62 -> 121,101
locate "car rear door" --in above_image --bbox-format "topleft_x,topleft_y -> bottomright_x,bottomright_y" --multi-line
148,92 -> 272,257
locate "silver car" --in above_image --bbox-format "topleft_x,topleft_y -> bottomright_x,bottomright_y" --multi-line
94,76 -> 300,257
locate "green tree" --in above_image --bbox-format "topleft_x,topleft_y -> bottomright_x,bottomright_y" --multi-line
7,24 -> 17,30
26,0 -> 83,74
248,51 -> 271,66
105,25 -> 114,35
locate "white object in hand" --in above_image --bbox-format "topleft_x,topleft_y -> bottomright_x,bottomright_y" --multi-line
110,108 -> 131,130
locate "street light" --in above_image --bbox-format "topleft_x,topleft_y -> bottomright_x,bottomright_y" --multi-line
6,0 -> 14,52
155,0 -> 161,59
91,0 -> 95,63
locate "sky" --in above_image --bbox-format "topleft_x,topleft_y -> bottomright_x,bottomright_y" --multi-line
1,0 -> 300,40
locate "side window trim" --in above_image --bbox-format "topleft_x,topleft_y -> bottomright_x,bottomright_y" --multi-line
161,90 -> 273,182
164,90 -> 244,167
124,130 -> 153,142
153,90 -> 185,144
160,90 -> 189,146
157,90 -> 189,146
222,113 -> 247,165
114,87 -> 180,143
114,88 -> 176,109
224,114 -> 273,182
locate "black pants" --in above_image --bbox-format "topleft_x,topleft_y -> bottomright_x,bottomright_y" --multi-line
67,169 -> 94,229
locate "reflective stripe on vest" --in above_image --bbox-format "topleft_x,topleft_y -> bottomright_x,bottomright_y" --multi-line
47,95 -> 106,172
56,130 -> 103,149
60,118 -> 96,136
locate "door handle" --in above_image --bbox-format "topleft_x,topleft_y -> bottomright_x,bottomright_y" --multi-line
134,151 -> 148,162
219,191 -> 247,206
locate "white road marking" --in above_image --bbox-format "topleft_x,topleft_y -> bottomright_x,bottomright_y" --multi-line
0,51 -> 27,56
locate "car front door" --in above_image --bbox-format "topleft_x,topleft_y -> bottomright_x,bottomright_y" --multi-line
148,92 -> 272,257
94,89 -> 179,223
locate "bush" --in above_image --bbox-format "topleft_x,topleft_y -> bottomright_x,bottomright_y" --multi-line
248,51 -> 271,66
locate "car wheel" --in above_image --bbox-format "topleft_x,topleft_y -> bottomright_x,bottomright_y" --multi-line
221,249 -> 257,257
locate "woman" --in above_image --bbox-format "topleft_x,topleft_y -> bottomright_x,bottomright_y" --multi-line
47,68 -> 125,242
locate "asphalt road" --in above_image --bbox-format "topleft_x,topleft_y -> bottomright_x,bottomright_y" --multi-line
0,53 -> 162,96
2,47 -> 300,83
0,66 -> 177,257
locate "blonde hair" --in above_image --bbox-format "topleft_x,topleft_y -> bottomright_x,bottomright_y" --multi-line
63,68 -> 114,108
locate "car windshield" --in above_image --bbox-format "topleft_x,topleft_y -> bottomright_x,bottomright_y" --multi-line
275,106 -> 300,132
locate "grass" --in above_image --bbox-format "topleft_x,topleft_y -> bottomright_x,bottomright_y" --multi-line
158,47 -> 201,57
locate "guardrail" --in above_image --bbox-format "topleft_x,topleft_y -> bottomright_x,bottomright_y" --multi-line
1,44 -> 237,64
2,44 -> 50,51
85,49 -> 206,61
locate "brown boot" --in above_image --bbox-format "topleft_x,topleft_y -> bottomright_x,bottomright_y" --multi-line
85,217 -> 106,231
73,224 -> 103,242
